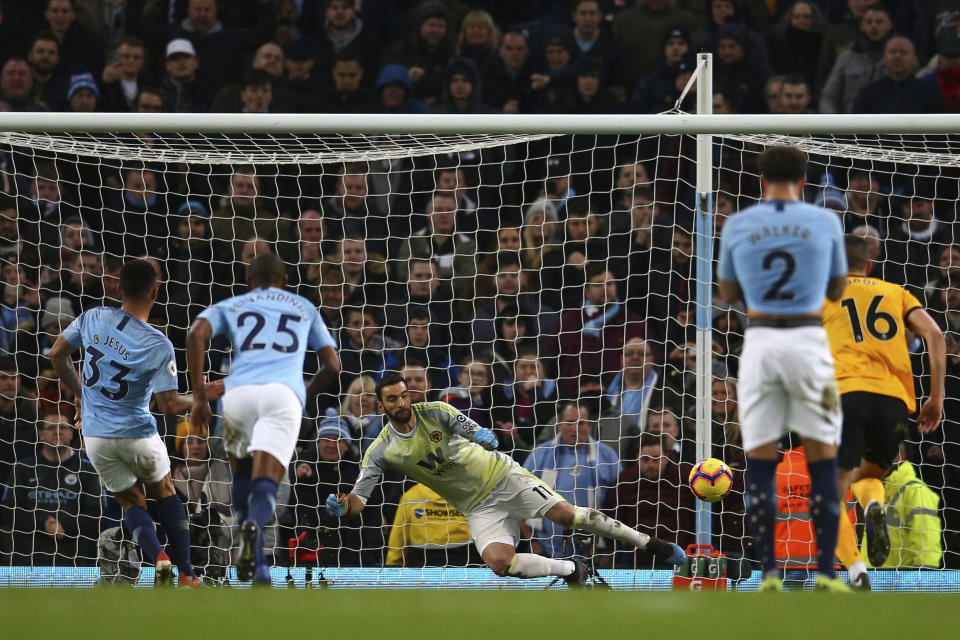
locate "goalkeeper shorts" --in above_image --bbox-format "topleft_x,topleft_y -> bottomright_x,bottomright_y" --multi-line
85,433 -> 170,492
221,383 -> 302,466
737,325 -> 842,452
465,465 -> 564,555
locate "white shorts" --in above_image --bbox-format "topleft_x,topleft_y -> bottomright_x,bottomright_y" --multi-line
737,326 -> 842,452
221,383 -> 303,466
85,433 -> 170,493
465,465 -> 565,555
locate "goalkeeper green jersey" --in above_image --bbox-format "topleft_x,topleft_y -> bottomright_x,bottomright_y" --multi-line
352,402 -> 513,513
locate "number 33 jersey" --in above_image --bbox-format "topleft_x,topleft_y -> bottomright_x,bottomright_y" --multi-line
823,276 -> 922,412
718,200 -> 847,315
199,286 -> 336,407
63,307 -> 179,438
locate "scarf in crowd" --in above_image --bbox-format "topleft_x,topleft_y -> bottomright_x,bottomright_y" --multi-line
606,368 -> 658,420
582,299 -> 622,338
937,66 -> 960,113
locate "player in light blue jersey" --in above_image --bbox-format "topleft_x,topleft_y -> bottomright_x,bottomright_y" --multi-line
717,145 -> 850,593
50,259 -> 224,587
186,253 -> 340,584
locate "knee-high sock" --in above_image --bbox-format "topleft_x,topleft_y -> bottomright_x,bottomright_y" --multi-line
807,458 -> 840,579
247,477 -> 278,567
570,506 -> 651,548
505,553 -> 576,579
745,457 -> 779,577
232,470 -> 252,524
123,506 -> 162,564
835,507 -> 864,572
852,477 -> 885,510
157,494 -> 195,578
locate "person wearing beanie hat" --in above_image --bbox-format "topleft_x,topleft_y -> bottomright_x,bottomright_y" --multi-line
713,23 -> 771,113
432,57 -> 496,114
531,24 -> 578,110
66,68 -> 99,112
629,24 -> 693,113
382,0 -> 454,105
372,64 -> 429,113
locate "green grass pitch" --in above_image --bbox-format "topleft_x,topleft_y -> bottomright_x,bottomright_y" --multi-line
1,589 -> 957,639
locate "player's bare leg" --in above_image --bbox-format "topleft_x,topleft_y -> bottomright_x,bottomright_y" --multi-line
544,501 -> 686,565
481,541 -> 579,582
232,451 -> 285,584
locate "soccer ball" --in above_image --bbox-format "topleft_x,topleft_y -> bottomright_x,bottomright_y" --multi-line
688,458 -> 734,503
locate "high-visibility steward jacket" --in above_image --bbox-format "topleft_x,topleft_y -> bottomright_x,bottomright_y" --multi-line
861,461 -> 942,568
386,483 -> 473,567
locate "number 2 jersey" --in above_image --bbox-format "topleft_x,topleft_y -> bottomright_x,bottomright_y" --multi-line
62,306 -> 178,439
823,276 -> 922,411
718,200 -> 847,315
353,402 -> 514,513
198,286 -> 336,407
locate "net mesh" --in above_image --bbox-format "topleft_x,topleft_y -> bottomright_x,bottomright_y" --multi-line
0,127 -> 955,586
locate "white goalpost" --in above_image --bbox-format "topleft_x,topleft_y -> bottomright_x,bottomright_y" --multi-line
2,81 -> 960,590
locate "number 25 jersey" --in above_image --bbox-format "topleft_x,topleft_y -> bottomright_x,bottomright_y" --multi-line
199,286 -> 336,407
823,276 -> 921,411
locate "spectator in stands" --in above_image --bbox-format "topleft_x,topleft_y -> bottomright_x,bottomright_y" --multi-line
768,1 -> 826,87
321,162 -> 390,255
763,74 -> 785,113
0,204 -> 21,261
0,58 -> 47,111
471,251 -> 555,349
523,400 -> 620,559
76,0 -> 140,50
643,224 -> 694,345
919,33 -> 960,113
340,375 -> 383,453
481,30 -> 534,113
386,482 -> 476,567
394,192 -> 476,296
382,1 -> 453,105
554,56 -> 624,114
210,166 -> 286,251
381,308 -> 456,391
548,261 -> 645,397
314,0 -> 375,76
498,341 -> 557,458
850,224 -> 884,278
817,0 -> 870,90
370,64 -> 429,114
211,42 -> 301,113
606,336 -> 660,428
332,234 -> 386,307
282,41 -> 323,108
530,25 -> 577,113
712,23 -> 770,114
520,198 -> 561,287
691,0 -> 769,64
645,406 -> 691,463
568,0 -> 619,82
317,262 -> 346,331
433,164 -> 480,235
1,409 -> 101,566
853,37 -> 946,114
0,359 -> 37,487
65,69 -> 100,113
612,0 -> 698,93
235,69 -> 273,114
537,156 -> 577,218
339,307 -> 396,392
433,58 -> 496,115
779,74 -> 814,113
282,209 -> 328,293
100,36 -> 149,112
383,256 -> 454,349
630,27 -> 691,113
134,87 -> 164,113
488,309 -> 527,382
925,246 -> 960,309
19,168 -> 84,268
819,3 -> 893,114
884,189 -> 953,291
604,432 -> 696,568
166,200 -> 224,327
453,9 -> 500,67
441,356 -> 509,431
288,414 -> 380,566
159,38 -> 216,113
26,32 -> 69,111
315,49 -> 374,114
101,167 -> 170,259
841,170 -> 890,235
44,0 -> 103,72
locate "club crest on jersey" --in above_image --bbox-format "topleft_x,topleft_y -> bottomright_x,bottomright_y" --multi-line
64,473 -> 78,486
456,414 -> 466,423
429,430 -> 443,443
167,360 -> 177,376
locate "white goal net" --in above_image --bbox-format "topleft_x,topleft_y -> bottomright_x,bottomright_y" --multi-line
0,116 -> 957,589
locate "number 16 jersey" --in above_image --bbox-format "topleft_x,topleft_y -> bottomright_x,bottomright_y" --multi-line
823,276 -> 922,412
718,200 -> 846,315
198,286 -> 336,407
63,307 -> 179,439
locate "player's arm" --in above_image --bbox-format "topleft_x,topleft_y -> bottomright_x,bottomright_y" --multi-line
153,381 -> 225,416
325,492 -> 366,517
185,317 -> 214,427
329,445 -> 385,516
49,335 -> 82,398
825,276 -> 847,302
439,404 -> 498,450
717,279 -> 742,304
906,307 -> 946,433
306,346 -> 341,400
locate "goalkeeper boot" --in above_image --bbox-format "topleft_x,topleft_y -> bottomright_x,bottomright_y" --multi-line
645,538 -> 687,566
178,574 -> 203,588
814,575 -> 853,593
236,520 -> 259,582
864,501 -> 890,567
849,572 -> 871,591
563,560 -> 590,588
154,551 -> 173,587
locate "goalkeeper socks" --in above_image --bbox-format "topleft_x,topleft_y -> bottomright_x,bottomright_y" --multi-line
745,457 -> 779,577
157,494 -> 195,578
571,506 -> 651,549
807,457 -> 840,579
123,505 -> 162,564
852,478 -> 884,511
247,477 -> 279,567
835,505 -> 864,571
505,553 -> 576,579
231,471 -> 252,523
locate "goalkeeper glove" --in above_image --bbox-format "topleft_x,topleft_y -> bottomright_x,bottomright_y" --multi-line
326,493 -> 349,517
472,427 -> 499,451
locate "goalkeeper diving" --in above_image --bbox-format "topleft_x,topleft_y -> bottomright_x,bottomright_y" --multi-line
326,373 -> 686,584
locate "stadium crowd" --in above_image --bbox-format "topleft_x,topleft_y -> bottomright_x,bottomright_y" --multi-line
0,0 -> 957,575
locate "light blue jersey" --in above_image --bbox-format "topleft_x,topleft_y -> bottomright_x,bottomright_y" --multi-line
63,307 -> 178,439
199,287 -> 336,406
718,199 -> 847,315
